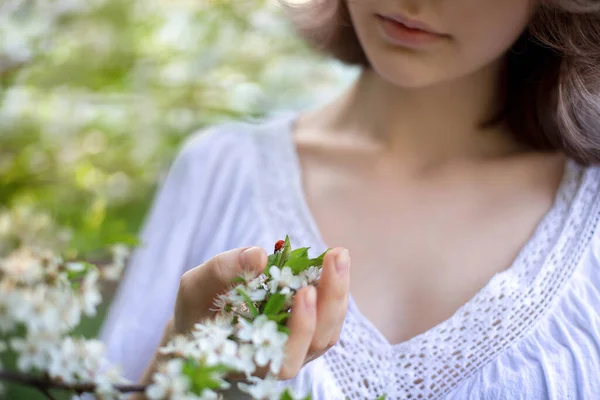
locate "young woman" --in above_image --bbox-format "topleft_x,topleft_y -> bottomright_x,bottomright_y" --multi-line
100,0 -> 600,398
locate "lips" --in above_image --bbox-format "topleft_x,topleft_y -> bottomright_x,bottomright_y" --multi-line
376,13 -> 442,36
374,13 -> 446,49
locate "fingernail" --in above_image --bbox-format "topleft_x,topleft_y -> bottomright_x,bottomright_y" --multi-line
305,286 -> 316,311
335,249 -> 350,276
240,247 -> 260,269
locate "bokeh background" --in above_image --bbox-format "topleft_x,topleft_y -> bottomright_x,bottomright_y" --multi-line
0,0 -> 358,398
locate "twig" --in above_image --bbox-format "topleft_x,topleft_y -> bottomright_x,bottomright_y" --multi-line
0,369 -> 146,395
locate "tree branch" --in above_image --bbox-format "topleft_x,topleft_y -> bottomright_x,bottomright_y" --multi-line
0,369 -> 146,395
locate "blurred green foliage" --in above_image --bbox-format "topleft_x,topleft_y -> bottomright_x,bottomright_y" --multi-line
0,0 -> 356,259
0,2 -> 356,396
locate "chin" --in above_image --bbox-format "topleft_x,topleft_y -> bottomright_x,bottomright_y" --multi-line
370,60 -> 450,89
359,41 -> 454,89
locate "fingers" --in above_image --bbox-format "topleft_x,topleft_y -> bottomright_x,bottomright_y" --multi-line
175,246 -> 267,333
310,247 -> 350,354
279,286 -> 317,380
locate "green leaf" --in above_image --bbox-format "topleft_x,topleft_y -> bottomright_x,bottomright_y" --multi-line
229,276 -> 246,285
279,389 -> 294,400
183,358 -> 199,376
263,293 -> 287,317
288,247 -> 309,261
278,325 -> 291,335
184,360 -> 232,394
286,246 -> 332,274
278,235 -> 292,268
375,395 -> 387,400
265,252 -> 280,277
236,287 -> 259,317
270,312 -> 290,323
310,248 -> 331,268
66,262 -> 98,290
285,247 -> 312,274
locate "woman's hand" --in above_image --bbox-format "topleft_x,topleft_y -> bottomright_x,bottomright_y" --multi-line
173,245 -> 351,380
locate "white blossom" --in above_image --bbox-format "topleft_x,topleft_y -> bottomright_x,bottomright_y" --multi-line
10,336 -> 55,372
268,266 -> 303,294
0,247 -> 45,284
234,343 -> 258,377
146,359 -> 192,400
250,288 -> 268,302
94,366 -> 130,400
236,315 -> 288,375
159,335 -> 198,358
101,244 -> 129,281
46,337 -> 107,385
247,274 -> 265,291
79,268 -> 102,316
299,266 -> 321,286
238,376 -> 284,400
60,297 -> 84,330
192,318 -> 233,343
11,286 -> 71,335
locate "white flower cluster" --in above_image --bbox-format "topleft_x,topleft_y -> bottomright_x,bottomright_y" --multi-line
152,313 -> 291,399
0,248 -> 99,335
0,244 -> 131,399
148,251 -> 324,400
0,247 -> 111,335
215,265 -> 321,317
101,244 -> 130,281
269,265 -> 321,301
0,235 -> 321,400
0,206 -> 72,255
10,335 -> 128,399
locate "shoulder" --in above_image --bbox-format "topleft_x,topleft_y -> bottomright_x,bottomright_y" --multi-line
173,111 -> 298,177
572,163 -> 600,272
589,165 -> 600,253
582,164 -> 600,230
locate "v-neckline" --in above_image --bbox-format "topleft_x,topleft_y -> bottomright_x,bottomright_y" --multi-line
276,109 -> 585,350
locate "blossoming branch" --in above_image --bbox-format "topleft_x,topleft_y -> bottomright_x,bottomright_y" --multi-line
0,235 -> 331,400
146,236 -> 329,400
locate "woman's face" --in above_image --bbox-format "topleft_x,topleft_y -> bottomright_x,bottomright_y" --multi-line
346,0 -> 537,88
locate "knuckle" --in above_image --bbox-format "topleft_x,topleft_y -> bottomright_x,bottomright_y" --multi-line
335,291 -> 346,303
331,286 -> 348,303
306,348 -> 323,363
310,337 -> 330,353
210,254 -> 230,284
328,335 -> 340,348
178,271 -> 194,300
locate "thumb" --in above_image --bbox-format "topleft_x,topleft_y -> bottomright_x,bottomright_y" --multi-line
174,246 -> 267,333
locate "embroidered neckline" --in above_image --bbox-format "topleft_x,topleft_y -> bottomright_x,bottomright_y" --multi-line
252,111 -> 599,399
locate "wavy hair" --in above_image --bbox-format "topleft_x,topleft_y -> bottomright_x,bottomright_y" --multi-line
282,0 -> 600,165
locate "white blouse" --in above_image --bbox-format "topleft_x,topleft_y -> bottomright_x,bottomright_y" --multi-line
99,111 -> 600,399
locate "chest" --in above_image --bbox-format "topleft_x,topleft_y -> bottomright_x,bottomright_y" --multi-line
298,155 -> 559,344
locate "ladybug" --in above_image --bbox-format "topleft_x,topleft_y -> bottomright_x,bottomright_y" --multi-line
274,239 -> 285,252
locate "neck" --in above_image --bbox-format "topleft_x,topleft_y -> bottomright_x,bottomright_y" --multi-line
311,58 -> 523,167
